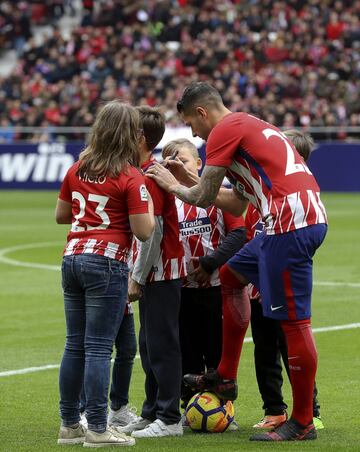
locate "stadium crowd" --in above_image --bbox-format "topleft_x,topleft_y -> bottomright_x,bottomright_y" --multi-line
0,0 -> 359,141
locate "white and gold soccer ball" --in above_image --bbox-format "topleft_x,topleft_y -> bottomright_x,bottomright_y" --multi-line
185,391 -> 234,433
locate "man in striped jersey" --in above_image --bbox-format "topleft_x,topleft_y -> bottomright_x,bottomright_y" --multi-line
162,138 -> 246,414
147,83 -> 328,442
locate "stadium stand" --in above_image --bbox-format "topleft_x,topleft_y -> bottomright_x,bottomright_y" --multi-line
0,0 -> 359,142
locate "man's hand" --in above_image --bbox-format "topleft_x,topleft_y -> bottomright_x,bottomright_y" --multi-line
128,278 -> 143,302
188,257 -> 211,285
163,157 -> 200,187
146,162 -> 179,193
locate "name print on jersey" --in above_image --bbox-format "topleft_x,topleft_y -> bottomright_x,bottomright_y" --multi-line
179,217 -> 212,237
78,173 -> 107,184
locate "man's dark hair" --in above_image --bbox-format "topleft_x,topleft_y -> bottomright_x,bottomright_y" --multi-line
136,106 -> 165,151
176,82 -> 223,115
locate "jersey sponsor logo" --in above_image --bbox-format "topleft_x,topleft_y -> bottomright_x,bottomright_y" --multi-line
179,217 -> 212,237
139,184 -> 148,201
270,305 -> 283,311
0,142 -> 74,183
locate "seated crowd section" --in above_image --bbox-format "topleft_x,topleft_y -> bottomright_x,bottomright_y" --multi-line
0,0 -> 359,142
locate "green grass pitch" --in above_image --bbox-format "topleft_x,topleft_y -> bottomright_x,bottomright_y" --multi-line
0,191 -> 359,451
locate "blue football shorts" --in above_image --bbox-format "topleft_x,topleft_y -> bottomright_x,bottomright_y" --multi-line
227,224 -> 328,320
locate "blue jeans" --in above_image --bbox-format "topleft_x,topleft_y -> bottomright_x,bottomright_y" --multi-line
59,254 -> 128,432
110,313 -> 137,410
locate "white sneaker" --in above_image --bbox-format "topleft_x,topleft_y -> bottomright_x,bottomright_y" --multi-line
116,417 -> 152,434
57,424 -> 86,445
80,412 -> 88,430
108,405 -> 140,427
83,426 -> 135,447
131,419 -> 183,438
180,414 -> 190,430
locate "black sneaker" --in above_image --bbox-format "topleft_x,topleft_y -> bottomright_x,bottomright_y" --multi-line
250,418 -> 317,441
183,369 -> 238,402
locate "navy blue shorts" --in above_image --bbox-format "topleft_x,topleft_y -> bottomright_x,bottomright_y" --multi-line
227,224 -> 327,320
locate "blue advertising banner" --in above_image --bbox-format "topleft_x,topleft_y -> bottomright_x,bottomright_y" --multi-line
0,141 -> 359,191
0,142 -> 83,189
307,143 -> 360,192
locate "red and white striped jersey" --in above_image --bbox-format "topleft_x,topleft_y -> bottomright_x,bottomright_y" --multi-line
177,199 -> 245,288
59,161 -> 149,263
206,113 -> 327,235
130,158 -> 186,282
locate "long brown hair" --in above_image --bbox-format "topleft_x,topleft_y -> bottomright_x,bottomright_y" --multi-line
78,101 -> 140,178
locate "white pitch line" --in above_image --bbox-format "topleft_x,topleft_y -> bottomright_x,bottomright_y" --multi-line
1,242 -> 360,288
0,364 -> 60,377
1,322 -> 359,378
315,281 -> 360,288
0,241 -> 62,271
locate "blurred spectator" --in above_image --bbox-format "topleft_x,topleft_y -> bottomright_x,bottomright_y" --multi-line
0,1 -> 31,55
0,0 -> 359,142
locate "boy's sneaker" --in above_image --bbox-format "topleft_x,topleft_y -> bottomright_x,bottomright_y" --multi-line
108,405 -> 140,427
83,426 -> 135,447
253,413 -> 287,429
131,419 -> 183,438
183,369 -> 238,401
227,419 -> 239,431
57,423 -> 86,445
181,414 -> 190,430
116,417 -> 152,434
250,418 -> 317,441
80,412 -> 88,430
313,416 -> 325,430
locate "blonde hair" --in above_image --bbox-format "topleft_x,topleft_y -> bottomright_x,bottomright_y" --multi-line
162,138 -> 199,160
284,129 -> 314,162
78,101 -> 140,178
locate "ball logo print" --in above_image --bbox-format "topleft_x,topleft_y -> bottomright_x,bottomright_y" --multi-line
185,392 -> 234,433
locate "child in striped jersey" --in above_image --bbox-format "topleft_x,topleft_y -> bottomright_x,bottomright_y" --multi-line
119,106 -> 186,438
162,139 -> 246,414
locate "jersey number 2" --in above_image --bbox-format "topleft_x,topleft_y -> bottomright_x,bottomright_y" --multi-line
262,129 -> 312,176
71,192 -> 110,232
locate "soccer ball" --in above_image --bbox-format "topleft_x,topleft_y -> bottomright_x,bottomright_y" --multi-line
185,391 -> 234,433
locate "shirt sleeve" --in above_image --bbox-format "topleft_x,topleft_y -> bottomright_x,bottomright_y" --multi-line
199,227 -> 246,274
131,216 -> 163,285
206,120 -> 242,168
222,209 -> 245,233
145,177 -> 164,216
126,168 -> 150,215
59,170 -> 71,202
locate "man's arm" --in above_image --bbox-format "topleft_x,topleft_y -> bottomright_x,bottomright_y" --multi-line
214,187 -> 248,216
147,163 -> 227,208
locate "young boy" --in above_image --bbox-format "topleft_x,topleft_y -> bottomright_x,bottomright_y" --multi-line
162,139 -> 246,414
118,106 -> 186,438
